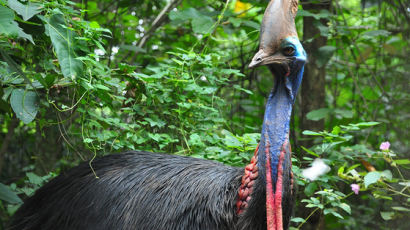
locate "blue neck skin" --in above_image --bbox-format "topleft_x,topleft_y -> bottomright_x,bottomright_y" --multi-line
257,36 -> 306,189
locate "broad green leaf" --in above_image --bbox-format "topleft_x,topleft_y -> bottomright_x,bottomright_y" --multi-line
302,130 -> 321,136
331,126 -> 341,135
8,0 -> 41,21
391,206 -> 410,212
301,146 -> 319,157
191,15 -> 214,34
399,182 -> 410,187
229,17 -> 242,27
304,183 -> 318,196
355,121 -> 380,127
169,8 -> 197,21
26,172 -> 43,185
148,133 -> 161,142
364,171 -> 381,188
306,108 -> 330,121
89,21 -> 100,28
0,6 -> 19,36
394,159 -> 410,165
380,211 -> 394,220
220,69 -> 245,77
83,138 -> 93,143
324,208 -> 344,219
339,203 -> 351,214
10,89 -> 38,124
291,217 -> 305,223
0,5 -> 33,43
0,182 -> 22,204
188,133 -> 205,147
380,170 -> 392,180
95,84 -> 110,91
233,85 -> 252,95
346,164 -> 361,172
45,14 -> 83,79
334,109 -> 354,118
222,130 -> 242,148
144,117 -> 166,128
363,30 -> 391,38
337,166 -> 345,175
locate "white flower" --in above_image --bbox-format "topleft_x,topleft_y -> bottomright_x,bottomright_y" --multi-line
137,25 -> 145,32
302,158 -> 330,181
152,45 -> 159,50
138,19 -> 144,25
131,11 -> 136,16
112,46 -> 119,54
132,41 -> 137,46
94,49 -> 105,56
200,76 -> 207,81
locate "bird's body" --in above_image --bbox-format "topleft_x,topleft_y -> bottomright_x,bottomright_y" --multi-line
9,151 -> 269,230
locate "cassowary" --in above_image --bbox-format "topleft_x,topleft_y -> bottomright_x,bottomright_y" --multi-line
8,1 -> 306,230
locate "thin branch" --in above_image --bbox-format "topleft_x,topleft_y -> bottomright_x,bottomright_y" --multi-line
127,0 -> 183,63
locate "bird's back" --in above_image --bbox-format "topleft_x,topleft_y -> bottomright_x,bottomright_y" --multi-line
8,151 -> 243,230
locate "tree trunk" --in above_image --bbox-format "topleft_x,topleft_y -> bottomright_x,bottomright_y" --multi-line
300,0 -> 331,147
297,1 -> 332,230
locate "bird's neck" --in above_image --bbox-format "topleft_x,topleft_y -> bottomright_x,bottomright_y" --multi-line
237,75 -> 294,229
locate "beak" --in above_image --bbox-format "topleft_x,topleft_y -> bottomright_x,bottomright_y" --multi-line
249,50 -> 290,69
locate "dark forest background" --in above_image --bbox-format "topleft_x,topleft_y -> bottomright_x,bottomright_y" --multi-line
0,0 -> 409,229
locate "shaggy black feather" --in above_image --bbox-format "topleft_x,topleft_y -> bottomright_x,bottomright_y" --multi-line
8,151 -> 292,230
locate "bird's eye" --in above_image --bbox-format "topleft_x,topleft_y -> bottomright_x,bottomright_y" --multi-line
283,46 -> 295,56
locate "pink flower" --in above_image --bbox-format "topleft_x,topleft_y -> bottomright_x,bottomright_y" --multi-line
380,141 -> 390,151
351,184 -> 360,195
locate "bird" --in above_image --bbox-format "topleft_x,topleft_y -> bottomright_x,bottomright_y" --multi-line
8,1 -> 306,230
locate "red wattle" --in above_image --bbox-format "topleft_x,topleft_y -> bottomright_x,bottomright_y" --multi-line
265,140 -> 276,230
237,144 -> 260,215
273,139 -> 287,230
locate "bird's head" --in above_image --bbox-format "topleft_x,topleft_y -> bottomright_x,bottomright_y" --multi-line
249,0 -> 306,102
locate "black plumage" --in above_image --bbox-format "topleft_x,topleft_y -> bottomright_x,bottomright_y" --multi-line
8,151 -> 279,230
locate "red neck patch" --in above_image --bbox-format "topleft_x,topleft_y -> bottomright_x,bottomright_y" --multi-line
237,138 -> 293,230
236,144 -> 259,214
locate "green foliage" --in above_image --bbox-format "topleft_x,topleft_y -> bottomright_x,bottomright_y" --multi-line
294,122 -> 409,229
44,13 -> 83,78
9,89 -> 38,124
0,5 -> 33,43
7,0 -> 41,21
0,183 -> 22,204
